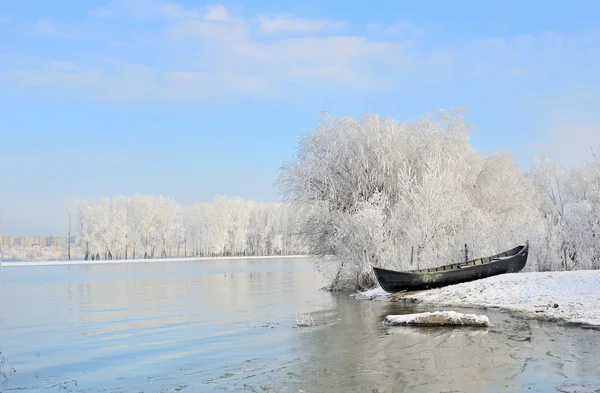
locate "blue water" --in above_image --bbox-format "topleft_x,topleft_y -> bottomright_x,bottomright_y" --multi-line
1,257 -> 600,392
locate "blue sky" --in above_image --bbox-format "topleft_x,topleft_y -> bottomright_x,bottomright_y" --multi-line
1,0 -> 600,236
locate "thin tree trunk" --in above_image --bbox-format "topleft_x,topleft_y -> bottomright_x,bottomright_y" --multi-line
329,260 -> 346,291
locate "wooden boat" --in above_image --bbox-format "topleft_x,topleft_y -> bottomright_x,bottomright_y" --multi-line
372,242 -> 529,293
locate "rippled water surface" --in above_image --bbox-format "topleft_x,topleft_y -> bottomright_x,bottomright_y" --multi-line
1,257 -> 600,393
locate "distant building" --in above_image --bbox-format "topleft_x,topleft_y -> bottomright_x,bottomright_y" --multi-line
0,234 -> 79,248
21,236 -> 46,247
47,236 -> 66,248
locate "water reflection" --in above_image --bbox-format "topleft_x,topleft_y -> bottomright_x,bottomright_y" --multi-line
286,298 -> 600,393
1,258 -> 600,393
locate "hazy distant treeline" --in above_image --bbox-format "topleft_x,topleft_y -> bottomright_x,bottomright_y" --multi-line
73,194 -> 307,260
277,109 -> 600,290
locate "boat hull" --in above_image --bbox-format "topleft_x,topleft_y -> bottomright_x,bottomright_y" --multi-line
373,243 -> 529,293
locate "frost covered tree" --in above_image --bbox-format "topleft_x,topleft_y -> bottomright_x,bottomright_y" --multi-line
530,150 -> 600,271
278,109 -> 545,290
72,194 -> 307,260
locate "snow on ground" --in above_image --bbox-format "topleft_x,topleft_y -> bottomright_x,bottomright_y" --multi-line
356,270 -> 600,326
383,311 -> 489,327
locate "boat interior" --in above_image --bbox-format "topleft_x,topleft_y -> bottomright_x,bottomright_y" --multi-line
408,244 -> 527,274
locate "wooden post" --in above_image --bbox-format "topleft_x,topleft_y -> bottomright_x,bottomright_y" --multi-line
411,246 -> 414,265
464,244 -> 468,262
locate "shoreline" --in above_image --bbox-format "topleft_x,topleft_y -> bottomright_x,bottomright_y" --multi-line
353,270 -> 600,327
0,254 -> 311,267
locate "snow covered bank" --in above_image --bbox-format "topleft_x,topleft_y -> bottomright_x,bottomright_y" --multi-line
355,270 -> 600,326
0,255 -> 310,267
383,311 -> 489,327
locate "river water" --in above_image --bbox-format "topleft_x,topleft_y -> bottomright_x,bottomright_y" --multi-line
1,257 -> 599,393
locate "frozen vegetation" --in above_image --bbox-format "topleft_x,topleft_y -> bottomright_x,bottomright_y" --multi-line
1,195 -> 308,262
383,311 -> 490,327
355,270 -> 600,326
1,245 -> 67,262
277,109 -> 600,290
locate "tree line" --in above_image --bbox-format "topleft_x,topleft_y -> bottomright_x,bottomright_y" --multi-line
277,109 -> 600,290
73,194 -> 307,260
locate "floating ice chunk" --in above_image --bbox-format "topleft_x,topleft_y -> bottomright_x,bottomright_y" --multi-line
556,384 -> 600,393
383,311 -> 489,327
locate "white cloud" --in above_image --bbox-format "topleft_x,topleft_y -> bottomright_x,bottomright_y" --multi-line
166,17 -> 250,43
6,1 -> 599,108
90,0 -> 229,21
1,62 -> 150,100
1,22 -> 410,101
204,4 -> 232,22
0,61 -> 275,100
158,3 -> 202,19
90,0 -> 203,20
256,14 -> 346,35
32,18 -> 104,40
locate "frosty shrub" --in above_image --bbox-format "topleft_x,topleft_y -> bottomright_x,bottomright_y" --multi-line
277,109 -> 547,291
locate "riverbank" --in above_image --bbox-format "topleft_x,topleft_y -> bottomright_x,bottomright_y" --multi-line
353,270 -> 600,327
0,254 -> 310,267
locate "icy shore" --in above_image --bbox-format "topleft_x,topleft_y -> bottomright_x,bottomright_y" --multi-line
353,270 -> 600,326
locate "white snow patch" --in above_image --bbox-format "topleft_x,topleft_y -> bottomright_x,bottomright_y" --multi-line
349,286 -> 390,301
383,311 -> 489,327
357,270 -> 600,327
